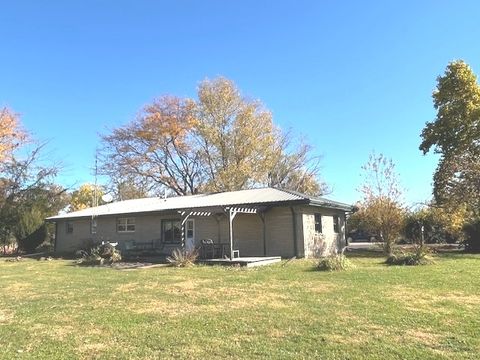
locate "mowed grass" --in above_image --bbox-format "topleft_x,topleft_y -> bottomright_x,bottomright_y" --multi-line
0,253 -> 479,359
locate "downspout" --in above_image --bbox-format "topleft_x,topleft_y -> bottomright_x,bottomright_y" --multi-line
290,207 -> 298,258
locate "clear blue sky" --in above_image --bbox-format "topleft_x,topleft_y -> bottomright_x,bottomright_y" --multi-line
1,1 -> 479,205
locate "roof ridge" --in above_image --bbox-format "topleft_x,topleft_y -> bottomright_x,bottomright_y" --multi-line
272,187 -> 310,200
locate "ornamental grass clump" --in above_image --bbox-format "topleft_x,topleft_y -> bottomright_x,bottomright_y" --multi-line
386,245 -> 433,266
166,249 -> 198,267
316,254 -> 353,272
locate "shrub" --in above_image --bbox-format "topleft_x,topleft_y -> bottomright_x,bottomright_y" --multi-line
17,224 -> 49,253
386,246 -> 433,266
167,249 -> 198,267
462,219 -> 480,253
316,254 -> 353,272
76,242 -> 122,266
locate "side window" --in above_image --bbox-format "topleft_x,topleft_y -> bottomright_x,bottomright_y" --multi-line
66,221 -> 74,234
333,215 -> 340,233
314,213 -> 322,233
117,217 -> 135,232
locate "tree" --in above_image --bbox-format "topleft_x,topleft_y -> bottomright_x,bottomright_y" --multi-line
0,143 -> 63,252
100,96 -> 203,196
109,176 -> 150,201
0,109 -> 64,253
195,77 -> 277,191
420,60 -> 480,213
404,205 -> 465,245
357,152 -> 405,255
100,77 -> 326,196
267,131 -> 328,195
70,183 -> 105,211
0,107 -> 27,163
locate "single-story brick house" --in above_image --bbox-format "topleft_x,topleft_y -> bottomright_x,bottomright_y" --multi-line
47,187 -> 352,259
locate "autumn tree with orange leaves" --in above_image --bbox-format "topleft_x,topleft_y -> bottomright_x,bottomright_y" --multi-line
0,107 -> 27,164
100,78 -> 326,198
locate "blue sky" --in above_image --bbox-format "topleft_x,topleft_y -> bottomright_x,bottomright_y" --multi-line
1,1 -> 479,205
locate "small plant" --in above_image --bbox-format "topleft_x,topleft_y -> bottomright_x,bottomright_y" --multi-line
316,254 -> 353,271
76,242 -> 122,266
386,245 -> 433,266
166,249 -> 198,267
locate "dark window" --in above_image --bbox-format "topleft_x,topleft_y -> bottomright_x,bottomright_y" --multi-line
314,214 -> 322,233
333,215 -> 340,233
66,222 -> 73,234
162,219 -> 182,244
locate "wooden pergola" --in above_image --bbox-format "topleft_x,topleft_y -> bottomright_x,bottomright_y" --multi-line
178,205 -> 267,260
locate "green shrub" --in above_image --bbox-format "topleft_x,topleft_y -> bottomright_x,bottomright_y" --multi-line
167,249 -> 198,267
76,242 -> 122,266
386,246 -> 433,266
316,254 -> 353,271
17,224 -> 48,253
462,219 -> 480,253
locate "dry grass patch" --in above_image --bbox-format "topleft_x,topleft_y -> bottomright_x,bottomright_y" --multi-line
0,309 -> 14,324
389,285 -> 480,312
404,328 -> 443,348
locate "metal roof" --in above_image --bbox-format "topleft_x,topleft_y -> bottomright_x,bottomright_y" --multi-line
46,187 -> 352,220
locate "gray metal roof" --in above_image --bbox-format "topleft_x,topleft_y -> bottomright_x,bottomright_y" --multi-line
46,187 -> 352,220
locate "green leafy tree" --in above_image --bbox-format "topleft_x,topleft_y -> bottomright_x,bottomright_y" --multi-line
420,60 -> 480,214
0,109 -> 64,253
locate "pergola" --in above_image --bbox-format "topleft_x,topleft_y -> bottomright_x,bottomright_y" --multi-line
178,205 -> 267,260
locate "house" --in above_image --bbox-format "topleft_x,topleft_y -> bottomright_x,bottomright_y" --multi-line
46,187 -> 352,259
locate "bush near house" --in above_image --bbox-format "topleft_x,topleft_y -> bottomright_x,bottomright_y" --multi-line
76,242 -> 122,266
316,254 -> 353,271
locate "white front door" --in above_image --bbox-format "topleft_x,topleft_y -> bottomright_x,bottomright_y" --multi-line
185,219 -> 195,253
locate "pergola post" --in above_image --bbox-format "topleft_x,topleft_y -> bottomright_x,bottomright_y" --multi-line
179,209 -> 212,252
228,208 -> 237,260
179,211 -> 191,250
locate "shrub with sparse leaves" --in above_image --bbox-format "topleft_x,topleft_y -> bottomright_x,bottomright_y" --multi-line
167,249 -> 198,267
316,254 -> 353,272
76,242 -> 122,266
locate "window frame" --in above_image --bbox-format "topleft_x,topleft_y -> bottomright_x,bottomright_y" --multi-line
314,213 -> 322,233
65,221 -> 74,234
161,219 -> 182,244
116,217 -> 136,233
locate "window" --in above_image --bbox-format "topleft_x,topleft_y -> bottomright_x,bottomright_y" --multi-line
186,219 -> 194,239
66,222 -> 73,234
162,219 -> 182,244
314,213 -> 322,233
333,215 -> 340,233
91,218 -> 97,234
117,217 -> 135,232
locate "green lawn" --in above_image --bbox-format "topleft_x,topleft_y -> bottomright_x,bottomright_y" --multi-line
0,253 -> 479,359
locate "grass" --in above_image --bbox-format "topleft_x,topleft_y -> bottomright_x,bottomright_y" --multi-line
0,252 -> 479,359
